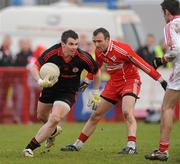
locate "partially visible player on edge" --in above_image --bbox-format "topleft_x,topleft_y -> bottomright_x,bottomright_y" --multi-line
22,29 -> 101,157
61,27 -> 167,154
145,0 -> 180,161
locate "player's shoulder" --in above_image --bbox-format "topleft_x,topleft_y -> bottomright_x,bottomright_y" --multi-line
172,16 -> 180,23
77,48 -> 92,59
112,40 -> 129,48
166,17 -> 180,27
42,43 -> 60,55
171,17 -> 180,33
112,40 -> 131,52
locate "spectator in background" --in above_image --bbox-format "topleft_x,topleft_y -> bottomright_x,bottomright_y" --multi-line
12,38 -> 33,123
79,34 -> 93,54
79,34 -> 95,79
14,38 -> 33,67
155,39 -> 167,58
33,45 -> 46,60
0,35 -> 14,122
28,45 -> 46,122
136,34 -> 156,66
0,35 -> 14,66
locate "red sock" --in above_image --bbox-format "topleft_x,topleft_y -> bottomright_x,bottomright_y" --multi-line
128,136 -> 136,142
159,140 -> 169,152
78,133 -> 89,143
32,137 -> 40,145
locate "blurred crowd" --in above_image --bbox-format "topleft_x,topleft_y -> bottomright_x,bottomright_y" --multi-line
0,35 -> 46,67
0,35 -> 45,123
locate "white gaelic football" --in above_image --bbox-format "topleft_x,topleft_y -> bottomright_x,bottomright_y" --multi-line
40,63 -> 60,85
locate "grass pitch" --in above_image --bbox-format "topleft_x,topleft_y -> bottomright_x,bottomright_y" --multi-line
0,122 -> 180,164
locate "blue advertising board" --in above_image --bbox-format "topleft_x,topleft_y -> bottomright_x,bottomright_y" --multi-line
73,81 -> 115,121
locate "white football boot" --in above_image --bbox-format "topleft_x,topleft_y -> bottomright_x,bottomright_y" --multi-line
23,148 -> 34,157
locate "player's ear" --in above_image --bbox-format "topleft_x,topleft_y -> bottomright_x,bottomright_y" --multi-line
106,37 -> 110,43
106,36 -> 110,41
61,42 -> 66,48
165,9 -> 170,16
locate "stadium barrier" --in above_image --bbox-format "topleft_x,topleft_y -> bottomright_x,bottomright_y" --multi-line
0,67 -> 179,124
0,67 -> 30,124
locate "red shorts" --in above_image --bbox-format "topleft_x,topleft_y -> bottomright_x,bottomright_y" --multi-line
101,78 -> 141,104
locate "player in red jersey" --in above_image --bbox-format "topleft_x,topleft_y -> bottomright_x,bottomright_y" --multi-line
61,27 -> 167,154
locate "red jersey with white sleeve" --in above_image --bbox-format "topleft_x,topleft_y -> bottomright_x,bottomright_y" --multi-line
87,40 -> 162,103
88,40 -> 161,82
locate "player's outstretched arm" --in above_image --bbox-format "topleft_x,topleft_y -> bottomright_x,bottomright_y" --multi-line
126,45 -> 167,90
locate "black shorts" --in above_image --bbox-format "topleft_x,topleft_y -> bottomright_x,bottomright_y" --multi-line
39,89 -> 76,107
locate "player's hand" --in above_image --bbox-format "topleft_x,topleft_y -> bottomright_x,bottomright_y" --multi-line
38,77 -> 53,88
160,80 -> 167,91
87,90 -> 101,110
152,57 -> 167,69
49,75 -> 59,86
158,77 -> 167,91
79,81 -> 89,92
79,78 -> 90,92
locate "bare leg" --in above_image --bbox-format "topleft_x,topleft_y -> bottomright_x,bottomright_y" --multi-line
36,101 -> 52,123
122,95 -> 137,137
81,98 -> 113,136
35,103 -> 69,143
64,98 -> 113,150
23,102 -> 70,157
144,89 -> 180,161
160,89 -> 180,145
119,95 -> 137,154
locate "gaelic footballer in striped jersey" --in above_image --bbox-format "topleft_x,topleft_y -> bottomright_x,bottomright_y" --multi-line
23,29 -> 101,157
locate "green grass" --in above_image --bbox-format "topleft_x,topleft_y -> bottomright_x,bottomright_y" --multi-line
0,122 -> 180,164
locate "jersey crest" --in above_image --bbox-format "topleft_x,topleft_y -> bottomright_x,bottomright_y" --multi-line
72,67 -> 79,73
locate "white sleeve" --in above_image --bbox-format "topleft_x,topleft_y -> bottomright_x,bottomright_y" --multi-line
164,19 -> 180,58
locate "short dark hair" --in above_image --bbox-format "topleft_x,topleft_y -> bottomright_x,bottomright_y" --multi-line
61,30 -> 79,44
93,28 -> 110,39
161,0 -> 180,15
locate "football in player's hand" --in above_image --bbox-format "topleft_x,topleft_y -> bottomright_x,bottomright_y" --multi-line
40,62 -> 60,86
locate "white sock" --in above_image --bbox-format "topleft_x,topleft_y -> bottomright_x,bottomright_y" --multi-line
127,141 -> 136,149
73,139 -> 84,149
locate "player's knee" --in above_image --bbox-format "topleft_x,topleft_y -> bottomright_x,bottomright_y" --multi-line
162,103 -> 175,111
123,110 -> 134,120
48,114 -> 61,126
123,110 -> 129,118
